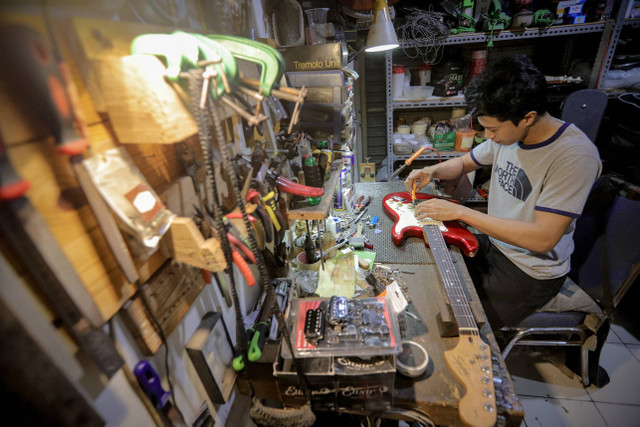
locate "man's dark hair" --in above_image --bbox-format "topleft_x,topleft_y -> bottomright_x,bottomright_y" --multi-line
464,54 -> 548,126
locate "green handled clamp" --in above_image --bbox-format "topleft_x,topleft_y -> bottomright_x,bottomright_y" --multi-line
131,32 -> 238,100
208,35 -> 285,97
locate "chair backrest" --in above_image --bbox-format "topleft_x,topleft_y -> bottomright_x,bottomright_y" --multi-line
569,176 -> 640,310
560,89 -> 608,142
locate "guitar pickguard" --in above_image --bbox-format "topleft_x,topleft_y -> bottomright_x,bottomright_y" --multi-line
382,192 -> 479,257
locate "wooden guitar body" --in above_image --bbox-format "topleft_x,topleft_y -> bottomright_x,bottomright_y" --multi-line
382,192 -> 479,258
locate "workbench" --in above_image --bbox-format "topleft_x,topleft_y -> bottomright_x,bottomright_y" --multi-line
238,181 -> 524,426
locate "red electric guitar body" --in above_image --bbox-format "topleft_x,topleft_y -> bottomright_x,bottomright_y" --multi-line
382,191 -> 479,258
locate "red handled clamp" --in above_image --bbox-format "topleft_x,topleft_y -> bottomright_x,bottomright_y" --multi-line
267,170 -> 324,197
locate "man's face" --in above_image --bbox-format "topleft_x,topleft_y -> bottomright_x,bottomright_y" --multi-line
477,115 -> 527,145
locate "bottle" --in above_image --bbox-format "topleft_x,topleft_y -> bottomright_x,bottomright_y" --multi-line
418,63 -> 432,86
392,64 -> 405,99
303,156 -> 323,205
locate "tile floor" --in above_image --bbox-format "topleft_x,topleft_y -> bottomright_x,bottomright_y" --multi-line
505,286 -> 640,427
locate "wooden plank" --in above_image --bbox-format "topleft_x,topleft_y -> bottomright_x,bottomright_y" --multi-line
287,160 -> 342,220
93,54 -> 198,144
6,140 -> 135,323
65,17 -> 173,112
121,260 -> 208,355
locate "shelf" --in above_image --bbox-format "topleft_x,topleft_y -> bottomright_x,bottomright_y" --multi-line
287,160 -> 343,221
392,95 -> 466,109
399,22 -> 607,48
622,18 -> 640,28
391,151 -> 466,161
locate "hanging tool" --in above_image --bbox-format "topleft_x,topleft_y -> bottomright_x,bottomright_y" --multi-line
207,34 -> 285,115
240,77 -> 307,134
246,188 -> 274,244
0,132 -> 123,378
175,142 -> 207,213
134,361 -> 186,427
0,21 -> 147,288
389,146 -> 430,179
132,31 -> 267,126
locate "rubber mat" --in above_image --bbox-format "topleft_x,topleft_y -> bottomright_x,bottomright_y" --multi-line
347,181 -> 434,265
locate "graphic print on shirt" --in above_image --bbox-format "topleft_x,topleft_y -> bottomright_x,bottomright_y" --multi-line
496,160 -> 532,201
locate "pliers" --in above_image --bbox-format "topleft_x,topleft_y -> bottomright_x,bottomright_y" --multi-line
246,188 -> 274,244
195,207 -> 257,287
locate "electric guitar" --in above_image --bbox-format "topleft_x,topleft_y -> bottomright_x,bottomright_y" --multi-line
383,192 -> 496,427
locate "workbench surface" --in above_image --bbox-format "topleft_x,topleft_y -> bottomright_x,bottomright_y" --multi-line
239,181 -> 524,426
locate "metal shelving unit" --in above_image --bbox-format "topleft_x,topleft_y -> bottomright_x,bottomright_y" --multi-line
385,20 -> 622,179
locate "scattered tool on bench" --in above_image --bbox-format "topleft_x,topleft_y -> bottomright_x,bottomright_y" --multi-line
412,181 -> 418,207
349,221 -> 366,248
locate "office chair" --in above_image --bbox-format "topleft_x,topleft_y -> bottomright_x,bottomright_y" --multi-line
560,88 -> 608,142
500,176 -> 640,387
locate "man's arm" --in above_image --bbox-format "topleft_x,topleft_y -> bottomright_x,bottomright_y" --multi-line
404,153 -> 480,191
415,200 -> 573,253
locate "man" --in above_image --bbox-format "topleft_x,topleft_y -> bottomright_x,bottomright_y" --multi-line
405,55 -> 601,330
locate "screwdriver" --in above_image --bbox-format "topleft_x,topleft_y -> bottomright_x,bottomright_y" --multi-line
412,181 -> 417,207
390,145 -> 429,179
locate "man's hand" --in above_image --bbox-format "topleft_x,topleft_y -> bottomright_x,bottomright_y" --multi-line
415,198 -> 463,222
404,166 -> 436,192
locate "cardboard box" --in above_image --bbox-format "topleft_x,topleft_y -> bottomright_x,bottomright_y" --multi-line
282,42 -> 347,72
333,355 -> 396,412
273,353 -> 396,412
273,355 -> 337,411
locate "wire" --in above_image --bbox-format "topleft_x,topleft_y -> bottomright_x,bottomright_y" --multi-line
133,279 -> 187,425
422,146 -> 443,163
397,7 -> 450,65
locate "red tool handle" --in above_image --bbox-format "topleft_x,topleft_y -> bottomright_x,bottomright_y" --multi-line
0,24 -> 87,156
404,146 -> 428,166
275,175 -> 324,197
231,248 -> 255,287
224,212 -> 257,222
227,233 -> 256,264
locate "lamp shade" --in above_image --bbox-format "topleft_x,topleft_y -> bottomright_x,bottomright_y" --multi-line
365,0 -> 399,53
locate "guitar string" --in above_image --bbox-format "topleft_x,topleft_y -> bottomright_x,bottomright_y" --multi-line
424,225 -> 479,335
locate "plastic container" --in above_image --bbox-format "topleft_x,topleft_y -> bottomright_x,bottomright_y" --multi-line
305,8 -> 329,44
454,130 -> 476,152
418,63 -> 432,85
411,119 -> 429,136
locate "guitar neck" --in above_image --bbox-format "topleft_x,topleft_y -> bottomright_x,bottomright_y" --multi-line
422,224 -> 477,331
423,223 -> 497,427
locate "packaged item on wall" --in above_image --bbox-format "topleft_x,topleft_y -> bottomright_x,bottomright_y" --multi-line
83,147 -> 175,252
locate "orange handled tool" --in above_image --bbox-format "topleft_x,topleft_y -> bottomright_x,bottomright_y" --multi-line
412,181 -> 417,206
390,146 -> 429,179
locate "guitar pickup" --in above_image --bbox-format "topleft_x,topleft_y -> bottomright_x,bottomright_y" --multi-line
304,308 -> 325,343
328,296 -> 349,326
